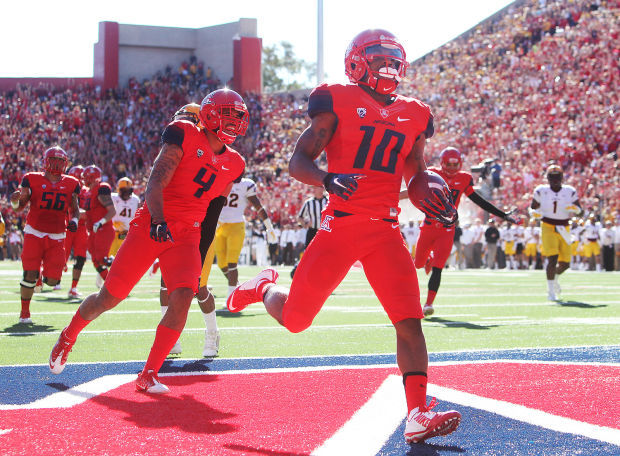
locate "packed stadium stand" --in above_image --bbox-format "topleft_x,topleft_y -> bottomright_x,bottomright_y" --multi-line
0,0 -> 617,253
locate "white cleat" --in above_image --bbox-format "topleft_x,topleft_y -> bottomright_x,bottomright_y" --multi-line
404,398 -> 461,444
203,330 -> 220,357
18,317 -> 33,324
547,291 -> 558,302
169,340 -> 182,355
135,370 -> 169,394
53,284 -> 62,291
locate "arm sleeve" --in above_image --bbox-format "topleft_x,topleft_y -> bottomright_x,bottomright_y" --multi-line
161,124 -> 185,148
307,86 -> 334,118
468,191 -> 506,218
424,116 -> 434,138
98,185 -> 112,196
21,176 -> 31,188
199,196 -> 226,264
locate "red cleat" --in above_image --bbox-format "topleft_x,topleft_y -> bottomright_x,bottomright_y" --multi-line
226,269 -> 278,313
404,398 -> 461,444
49,328 -> 75,374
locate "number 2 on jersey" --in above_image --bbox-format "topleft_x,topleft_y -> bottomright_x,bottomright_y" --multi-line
353,126 -> 405,174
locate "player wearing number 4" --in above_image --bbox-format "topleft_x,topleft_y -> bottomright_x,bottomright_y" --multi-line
10,146 -> 80,324
530,164 -> 582,301
109,177 -> 141,257
227,29 -> 460,444
49,89 -> 248,394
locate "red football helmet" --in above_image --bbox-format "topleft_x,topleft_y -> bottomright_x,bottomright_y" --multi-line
199,89 -> 249,144
345,29 -> 408,95
67,165 -> 84,181
82,165 -> 102,188
43,146 -> 69,175
440,147 -> 462,177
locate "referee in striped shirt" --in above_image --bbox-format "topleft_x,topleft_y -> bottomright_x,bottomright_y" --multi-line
298,186 -> 328,247
291,186 -> 327,278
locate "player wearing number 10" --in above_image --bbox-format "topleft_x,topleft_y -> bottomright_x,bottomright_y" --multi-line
227,29 -> 460,444
10,146 -> 80,324
49,89 -> 248,393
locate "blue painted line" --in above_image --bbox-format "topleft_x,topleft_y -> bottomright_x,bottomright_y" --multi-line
1,346 -> 618,405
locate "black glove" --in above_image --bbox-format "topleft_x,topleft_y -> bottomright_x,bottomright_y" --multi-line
67,219 -> 78,233
150,220 -> 174,242
323,173 -> 363,200
420,189 -> 458,226
503,209 -> 518,225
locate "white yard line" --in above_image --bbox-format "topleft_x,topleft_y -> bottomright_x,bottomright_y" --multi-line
311,375 -> 406,456
427,384 -> 620,446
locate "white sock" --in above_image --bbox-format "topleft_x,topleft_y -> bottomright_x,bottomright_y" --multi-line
160,306 -> 167,317
547,280 -> 555,293
203,310 -> 218,333
228,285 -> 236,296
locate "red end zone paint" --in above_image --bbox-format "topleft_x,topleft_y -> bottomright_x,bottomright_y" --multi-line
429,362 -> 620,429
0,367 -> 400,455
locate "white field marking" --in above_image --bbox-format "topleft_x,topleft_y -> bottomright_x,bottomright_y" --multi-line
427,384 -> 620,446
0,429 -> 13,435
428,359 -> 620,368
311,375 -> 406,456
481,316 -> 528,320
325,292 -> 620,299
0,364 -> 398,411
3,345 -> 618,368
0,374 -> 135,410
2,317 -> 620,337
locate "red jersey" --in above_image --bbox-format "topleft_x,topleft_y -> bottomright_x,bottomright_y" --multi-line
308,83 -> 434,219
85,181 -> 113,229
21,172 -> 80,234
429,167 -> 475,209
137,120 -> 246,227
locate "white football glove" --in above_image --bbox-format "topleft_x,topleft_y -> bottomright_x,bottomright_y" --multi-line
528,208 -> 542,219
264,218 -> 277,243
92,218 -> 107,233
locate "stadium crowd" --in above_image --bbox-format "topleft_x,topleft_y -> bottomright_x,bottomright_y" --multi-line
0,0 -> 617,268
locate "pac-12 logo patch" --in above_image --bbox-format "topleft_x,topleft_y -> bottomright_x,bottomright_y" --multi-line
320,215 -> 334,232
357,108 -> 366,118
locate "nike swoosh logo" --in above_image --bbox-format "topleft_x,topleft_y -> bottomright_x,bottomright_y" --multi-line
392,223 -> 400,229
222,166 -> 230,171
333,178 -> 346,189
397,116 -> 410,122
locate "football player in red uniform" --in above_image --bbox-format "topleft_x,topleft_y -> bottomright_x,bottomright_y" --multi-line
10,146 -> 80,323
158,102 -> 228,358
63,165 -> 90,299
415,147 -> 517,316
49,89 -> 247,394
81,165 -> 116,287
226,29 -> 460,444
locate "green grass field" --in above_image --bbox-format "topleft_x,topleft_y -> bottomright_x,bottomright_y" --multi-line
0,260 -> 618,366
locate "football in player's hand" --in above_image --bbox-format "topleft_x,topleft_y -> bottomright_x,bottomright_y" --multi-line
407,170 -> 458,225
407,171 -> 448,209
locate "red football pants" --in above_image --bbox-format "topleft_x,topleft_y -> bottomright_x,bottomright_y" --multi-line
282,213 -> 422,333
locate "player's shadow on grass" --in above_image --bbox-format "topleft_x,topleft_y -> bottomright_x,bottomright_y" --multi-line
554,300 -> 607,309
2,321 -> 55,336
160,358 -> 216,373
217,309 -> 257,319
36,295 -> 81,303
223,444 -> 310,455
425,317 -> 497,330
90,382 -> 239,435
406,442 -> 465,455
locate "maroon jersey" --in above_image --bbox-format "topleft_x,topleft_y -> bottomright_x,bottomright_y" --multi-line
21,172 -> 80,234
85,181 -> 112,230
308,83 -> 434,219
429,167 -> 475,209
135,120 -> 246,227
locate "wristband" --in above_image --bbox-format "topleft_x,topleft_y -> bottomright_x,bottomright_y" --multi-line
97,217 -> 107,226
263,218 -> 274,231
71,217 -> 79,225
11,200 -> 20,209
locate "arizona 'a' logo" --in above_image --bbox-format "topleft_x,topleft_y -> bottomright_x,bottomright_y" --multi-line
320,215 -> 334,232
357,108 -> 366,118
197,149 -> 204,158
380,109 -> 389,118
